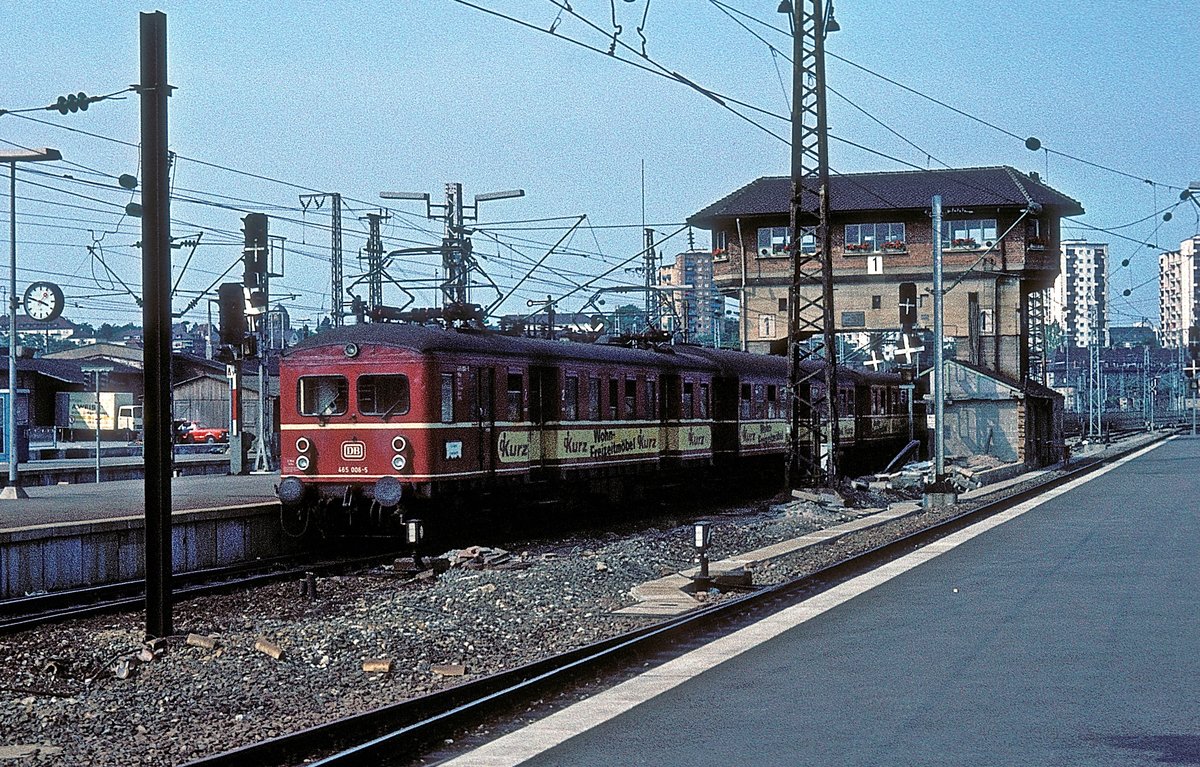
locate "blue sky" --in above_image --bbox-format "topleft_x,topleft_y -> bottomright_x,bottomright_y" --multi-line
1,0 -> 1196,329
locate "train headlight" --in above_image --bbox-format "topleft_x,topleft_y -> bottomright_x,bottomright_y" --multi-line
295,454 -> 311,471
295,436 -> 311,453
391,454 -> 407,471
391,435 -> 408,452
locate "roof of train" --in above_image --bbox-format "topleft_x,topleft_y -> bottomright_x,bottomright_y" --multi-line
287,323 -> 731,372
288,325 -> 904,385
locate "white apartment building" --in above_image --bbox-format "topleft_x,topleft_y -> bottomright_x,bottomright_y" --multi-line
1051,240 -> 1108,347
1159,235 -> 1200,348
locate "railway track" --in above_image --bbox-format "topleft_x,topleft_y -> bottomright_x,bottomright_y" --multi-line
0,550 -> 407,634
180,430 -> 1174,767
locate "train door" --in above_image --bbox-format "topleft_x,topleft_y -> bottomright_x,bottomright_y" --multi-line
661,374 -> 681,421
473,367 -> 496,477
528,366 -> 559,469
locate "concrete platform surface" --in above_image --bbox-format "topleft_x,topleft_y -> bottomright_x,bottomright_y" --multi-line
446,436 -> 1197,766
0,472 -> 279,532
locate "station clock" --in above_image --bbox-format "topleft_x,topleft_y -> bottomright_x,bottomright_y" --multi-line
23,281 -> 65,323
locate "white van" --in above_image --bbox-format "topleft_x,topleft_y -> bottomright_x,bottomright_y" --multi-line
117,405 -> 144,433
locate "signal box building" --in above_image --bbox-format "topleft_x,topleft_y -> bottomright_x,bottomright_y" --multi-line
687,166 -> 1085,382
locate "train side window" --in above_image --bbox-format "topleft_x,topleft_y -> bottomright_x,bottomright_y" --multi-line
699,383 -> 710,419
646,379 -> 658,420
753,383 -> 765,419
357,375 -> 410,417
298,376 -> 348,417
608,378 -> 619,420
440,373 -> 455,423
625,378 -> 637,420
682,382 -> 695,419
564,375 -> 580,421
506,373 -> 524,421
740,383 -> 752,419
766,384 -> 778,419
587,377 -> 600,420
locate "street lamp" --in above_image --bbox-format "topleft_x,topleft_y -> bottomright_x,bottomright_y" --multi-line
1,147 -> 62,500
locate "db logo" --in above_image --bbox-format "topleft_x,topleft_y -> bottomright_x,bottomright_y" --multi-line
341,440 -> 366,461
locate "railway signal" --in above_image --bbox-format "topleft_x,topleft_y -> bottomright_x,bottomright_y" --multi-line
899,282 -> 917,332
895,334 -> 925,366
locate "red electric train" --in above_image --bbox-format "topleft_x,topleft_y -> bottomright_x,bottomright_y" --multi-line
276,323 -> 914,531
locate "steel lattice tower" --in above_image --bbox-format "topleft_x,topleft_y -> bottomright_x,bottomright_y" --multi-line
786,0 -> 839,486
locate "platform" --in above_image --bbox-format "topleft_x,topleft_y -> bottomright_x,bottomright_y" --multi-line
0,473 -> 285,598
445,436 -> 1196,766
6,450 -> 231,487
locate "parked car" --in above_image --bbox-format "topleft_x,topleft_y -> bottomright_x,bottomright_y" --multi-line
175,421 -> 229,444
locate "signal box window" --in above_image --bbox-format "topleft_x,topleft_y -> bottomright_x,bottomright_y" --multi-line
440,373 -> 455,424
625,379 -> 637,419
298,376 -> 348,417
357,375 -> 410,417
564,376 -> 580,421
682,382 -> 695,419
506,373 -> 524,421
587,377 -> 600,420
740,383 -> 752,419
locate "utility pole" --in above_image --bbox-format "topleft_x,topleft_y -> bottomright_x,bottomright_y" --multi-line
139,9 -> 172,639
932,196 -> 946,482
299,192 -> 343,327
362,211 -> 388,314
1088,305 -> 1101,438
785,0 -> 839,487
644,227 -> 658,329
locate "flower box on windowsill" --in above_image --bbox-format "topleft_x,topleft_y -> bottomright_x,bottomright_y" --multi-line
944,239 -> 983,252
881,240 -> 907,253
844,243 -> 874,254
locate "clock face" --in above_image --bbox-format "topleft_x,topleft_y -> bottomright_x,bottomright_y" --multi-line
23,282 -> 64,323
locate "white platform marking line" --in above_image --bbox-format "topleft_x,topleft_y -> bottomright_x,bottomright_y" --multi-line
437,439 -> 1169,767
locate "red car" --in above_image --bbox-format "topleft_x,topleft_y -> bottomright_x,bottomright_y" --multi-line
176,421 -> 229,444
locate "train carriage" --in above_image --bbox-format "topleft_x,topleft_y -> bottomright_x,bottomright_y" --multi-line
277,323 -> 919,533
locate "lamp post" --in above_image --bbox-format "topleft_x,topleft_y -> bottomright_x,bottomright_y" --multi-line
1,147 -> 62,500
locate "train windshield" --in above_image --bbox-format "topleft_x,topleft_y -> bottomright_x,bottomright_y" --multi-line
298,376 -> 348,417
357,374 -> 410,418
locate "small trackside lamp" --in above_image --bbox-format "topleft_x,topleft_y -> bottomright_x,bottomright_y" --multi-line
694,521 -> 712,590
407,518 -> 426,569
406,519 -> 424,546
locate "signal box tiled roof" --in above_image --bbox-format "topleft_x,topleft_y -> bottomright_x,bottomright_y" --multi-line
688,166 -> 1084,227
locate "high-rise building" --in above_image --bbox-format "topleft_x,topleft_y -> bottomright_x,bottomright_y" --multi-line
1051,240 -> 1108,348
1159,235 -> 1200,348
658,250 -> 723,345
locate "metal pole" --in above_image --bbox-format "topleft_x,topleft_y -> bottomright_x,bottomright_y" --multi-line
140,10 -> 173,638
932,195 -> 945,479
905,383 -> 914,443
94,372 -> 101,483
8,162 -> 17,491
